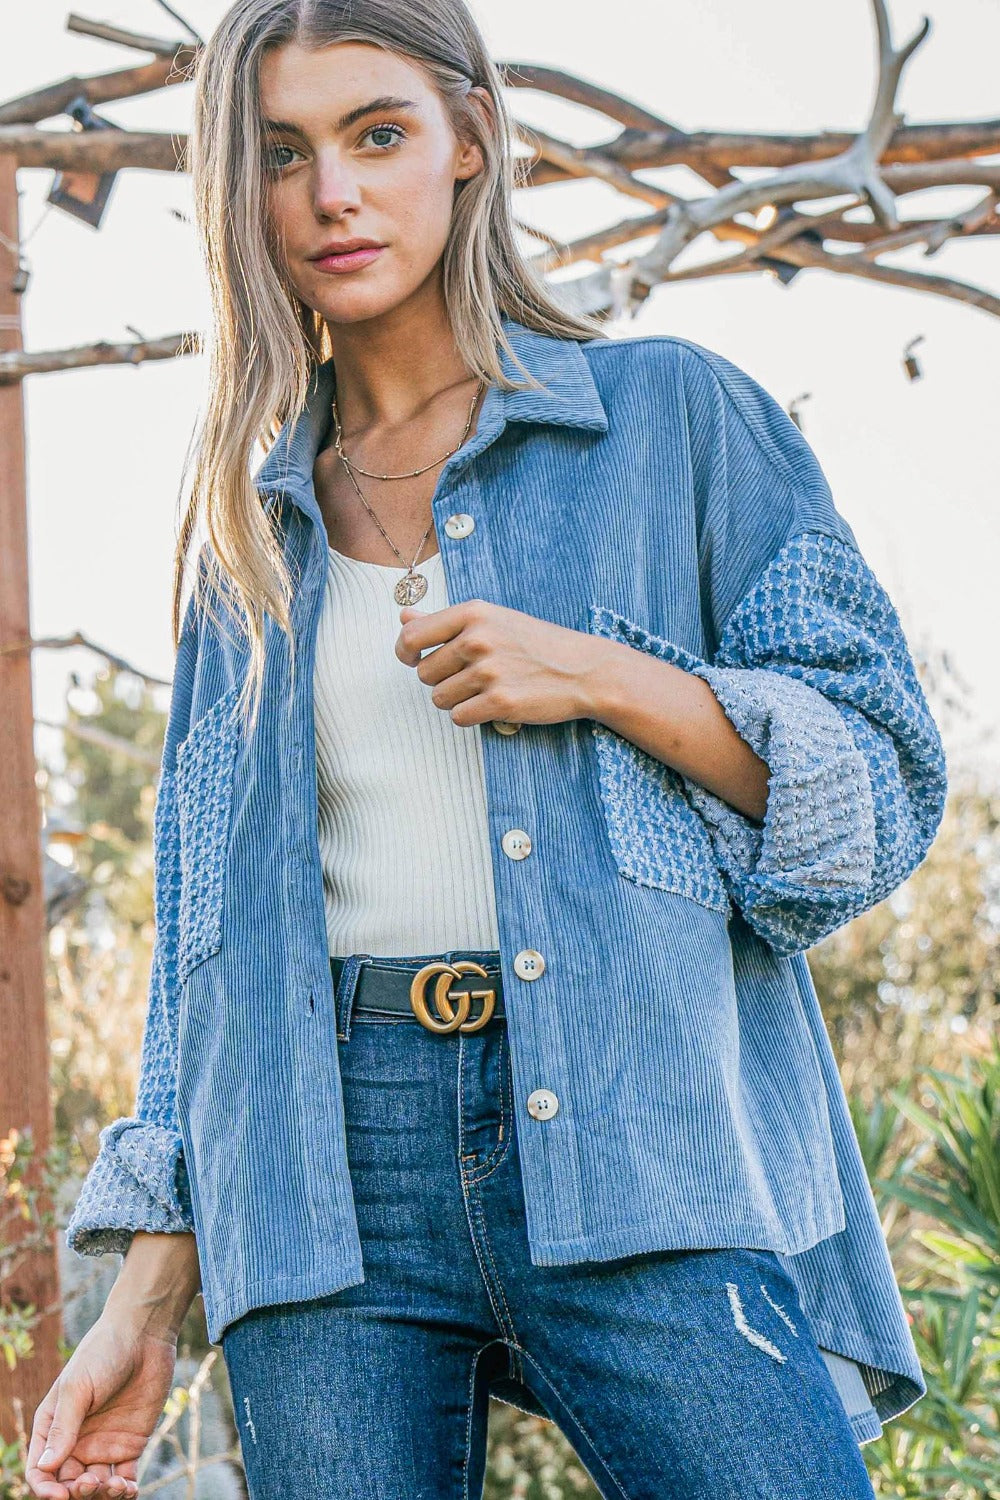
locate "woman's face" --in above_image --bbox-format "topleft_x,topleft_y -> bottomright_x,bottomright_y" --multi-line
258,40 -> 485,327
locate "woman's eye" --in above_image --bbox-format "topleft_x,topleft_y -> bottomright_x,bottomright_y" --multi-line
362,122 -> 406,151
263,141 -> 301,172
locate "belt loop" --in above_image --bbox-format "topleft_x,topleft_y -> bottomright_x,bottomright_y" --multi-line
334,953 -> 371,1041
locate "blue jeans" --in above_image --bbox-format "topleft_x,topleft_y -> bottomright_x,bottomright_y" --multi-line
221,949 -> 877,1500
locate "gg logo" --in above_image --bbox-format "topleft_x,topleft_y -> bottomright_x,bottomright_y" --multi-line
409,961 -> 497,1034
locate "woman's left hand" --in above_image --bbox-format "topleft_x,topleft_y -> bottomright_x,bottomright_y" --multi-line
395,599 -> 608,728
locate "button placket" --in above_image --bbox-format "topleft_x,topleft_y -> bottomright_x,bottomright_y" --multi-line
439,496 -> 514,772
444,496 -> 558,1134
511,951 -> 556,1119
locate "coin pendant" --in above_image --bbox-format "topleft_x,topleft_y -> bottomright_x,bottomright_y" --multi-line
394,571 -> 428,605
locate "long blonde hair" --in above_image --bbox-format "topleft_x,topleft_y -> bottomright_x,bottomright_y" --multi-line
177,0 -> 608,737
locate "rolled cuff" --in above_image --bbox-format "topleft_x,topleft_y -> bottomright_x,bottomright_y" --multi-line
681,663 -> 877,912
64,1117 -> 194,1257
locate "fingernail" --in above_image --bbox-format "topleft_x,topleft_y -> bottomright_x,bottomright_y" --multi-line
40,1447 -> 55,1466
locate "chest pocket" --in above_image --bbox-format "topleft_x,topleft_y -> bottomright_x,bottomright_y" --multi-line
175,683 -> 244,983
586,604 -> 731,914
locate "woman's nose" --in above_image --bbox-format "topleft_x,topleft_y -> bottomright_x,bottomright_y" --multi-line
311,157 -> 363,219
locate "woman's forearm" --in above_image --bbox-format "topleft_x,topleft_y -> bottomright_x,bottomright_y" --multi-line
104,1231 -> 202,1343
580,636 -> 771,824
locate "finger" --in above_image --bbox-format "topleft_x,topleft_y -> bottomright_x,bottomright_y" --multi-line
24,1467 -> 71,1500
28,1401 -> 74,1498
27,1387 -> 58,1474
68,1461 -> 134,1499
72,1479 -> 137,1500
395,602 -> 469,663
103,1468 -> 136,1500
414,639 -> 467,686
429,668 -> 492,717
67,1472 -> 100,1499
24,1453 -> 72,1500
447,690 -> 497,728
395,610 -> 440,664
431,681 -> 500,726
54,1457 -> 87,1497
35,1377 -> 91,1480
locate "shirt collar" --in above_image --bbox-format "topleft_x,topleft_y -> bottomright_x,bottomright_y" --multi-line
253,314 -> 608,517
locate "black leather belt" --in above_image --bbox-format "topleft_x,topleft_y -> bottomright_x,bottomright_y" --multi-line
330,955 -> 505,1032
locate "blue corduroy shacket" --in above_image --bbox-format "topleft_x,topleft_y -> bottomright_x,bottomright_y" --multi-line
66,317 -> 948,1441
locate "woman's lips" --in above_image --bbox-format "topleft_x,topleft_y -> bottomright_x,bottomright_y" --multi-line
311,246 -> 385,273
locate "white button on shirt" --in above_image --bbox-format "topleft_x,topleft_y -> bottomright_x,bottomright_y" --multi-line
527,1089 -> 559,1120
314,545 -> 502,956
513,949 -> 546,980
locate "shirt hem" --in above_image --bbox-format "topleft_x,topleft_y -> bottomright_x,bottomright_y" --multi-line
204,1257 -> 365,1347
850,1409 -> 884,1446
524,1204 -> 844,1268
808,1311 -> 925,1430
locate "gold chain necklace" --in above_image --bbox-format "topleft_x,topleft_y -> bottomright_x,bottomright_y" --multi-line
329,377 -> 486,606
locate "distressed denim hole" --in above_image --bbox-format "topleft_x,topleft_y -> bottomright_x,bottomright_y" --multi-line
759,1282 -> 800,1336
725,1282 -> 787,1363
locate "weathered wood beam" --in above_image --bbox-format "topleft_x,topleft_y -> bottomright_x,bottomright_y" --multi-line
64,14 -> 191,59
0,51 -> 196,127
0,333 -> 198,383
0,127 -> 184,172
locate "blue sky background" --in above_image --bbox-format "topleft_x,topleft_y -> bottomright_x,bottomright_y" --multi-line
6,0 -> 998,776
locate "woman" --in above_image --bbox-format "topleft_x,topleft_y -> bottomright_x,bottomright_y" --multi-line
30,1 -> 948,1497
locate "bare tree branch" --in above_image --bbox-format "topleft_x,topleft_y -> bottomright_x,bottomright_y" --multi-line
766,238 -> 1000,317
0,52 -> 195,127
34,715 -> 163,772
149,0 -> 204,47
64,15 -> 189,60
515,123 -> 676,207
0,333 -> 199,383
617,0 -> 934,309
0,629 -> 172,687
499,62 -> 676,133
524,120 -> 1000,182
857,190 -> 999,257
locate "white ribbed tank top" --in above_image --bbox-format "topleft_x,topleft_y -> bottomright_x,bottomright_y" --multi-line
314,544 -> 502,958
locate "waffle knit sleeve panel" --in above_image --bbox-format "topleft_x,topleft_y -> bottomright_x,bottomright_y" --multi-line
673,343 -> 949,958
64,558 -> 206,1257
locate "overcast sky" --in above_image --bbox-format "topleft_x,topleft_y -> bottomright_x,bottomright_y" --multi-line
6,0 -> 999,778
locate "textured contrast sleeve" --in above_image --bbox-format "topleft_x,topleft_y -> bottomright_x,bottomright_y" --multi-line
672,341 -> 948,957
679,531 -> 948,956
65,573 -> 203,1256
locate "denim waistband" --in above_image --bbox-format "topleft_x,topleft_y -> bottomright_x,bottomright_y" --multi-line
330,949 -> 504,1040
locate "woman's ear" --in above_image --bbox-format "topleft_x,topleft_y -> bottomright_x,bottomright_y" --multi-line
455,141 -> 485,184
454,85 -> 492,183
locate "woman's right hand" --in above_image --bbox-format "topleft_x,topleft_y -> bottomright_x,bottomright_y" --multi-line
26,1313 -> 178,1500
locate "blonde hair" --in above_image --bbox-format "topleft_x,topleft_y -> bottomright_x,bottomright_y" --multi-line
178,0 -> 608,738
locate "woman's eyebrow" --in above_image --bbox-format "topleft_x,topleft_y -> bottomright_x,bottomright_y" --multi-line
262,96 -> 420,135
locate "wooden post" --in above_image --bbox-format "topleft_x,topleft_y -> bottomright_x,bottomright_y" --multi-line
0,151 -> 63,1452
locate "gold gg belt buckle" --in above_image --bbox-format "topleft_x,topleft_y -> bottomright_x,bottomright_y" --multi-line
409,960 -> 497,1034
